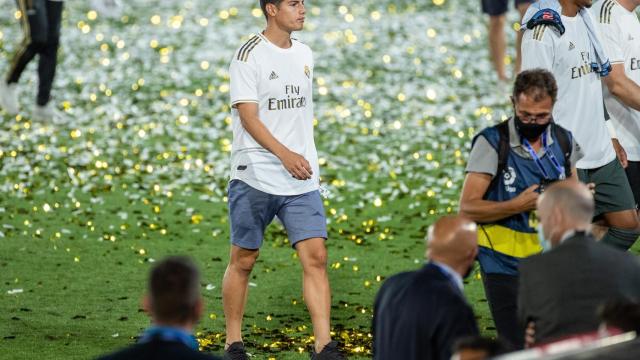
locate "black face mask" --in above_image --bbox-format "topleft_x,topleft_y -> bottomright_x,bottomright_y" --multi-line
514,115 -> 550,141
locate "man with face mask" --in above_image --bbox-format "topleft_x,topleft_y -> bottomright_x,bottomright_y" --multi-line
459,69 -> 581,349
372,216 -> 480,360
518,180 -> 640,345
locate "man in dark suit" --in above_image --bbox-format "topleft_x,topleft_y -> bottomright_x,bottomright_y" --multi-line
372,216 -> 480,360
519,180 -> 640,346
98,256 -> 221,360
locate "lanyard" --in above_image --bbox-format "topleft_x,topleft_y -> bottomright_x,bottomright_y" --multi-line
138,326 -> 200,351
521,134 -> 565,180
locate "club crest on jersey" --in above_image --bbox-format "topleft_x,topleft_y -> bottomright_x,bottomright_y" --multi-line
304,65 -> 310,79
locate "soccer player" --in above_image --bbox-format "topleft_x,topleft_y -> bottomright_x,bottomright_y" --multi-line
482,0 -> 534,81
0,0 -> 64,121
593,0 -> 640,208
521,0 -> 640,250
223,1 -> 344,359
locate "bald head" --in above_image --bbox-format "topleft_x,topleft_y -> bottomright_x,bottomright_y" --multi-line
538,180 -> 594,225
427,216 -> 478,276
537,180 -> 594,245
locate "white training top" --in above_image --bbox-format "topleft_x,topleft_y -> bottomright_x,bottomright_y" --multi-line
521,12 -> 616,169
593,0 -> 640,161
228,32 -> 319,196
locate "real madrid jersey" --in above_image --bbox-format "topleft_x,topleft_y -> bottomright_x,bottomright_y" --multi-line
229,32 -> 319,196
593,0 -> 640,161
521,12 -> 616,169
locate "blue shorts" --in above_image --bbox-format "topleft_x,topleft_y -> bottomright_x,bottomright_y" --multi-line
481,0 -> 533,16
228,180 -> 328,250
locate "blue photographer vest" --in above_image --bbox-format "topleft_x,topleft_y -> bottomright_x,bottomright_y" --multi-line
473,124 -> 572,276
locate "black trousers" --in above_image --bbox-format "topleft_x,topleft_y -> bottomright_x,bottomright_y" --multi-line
482,272 -> 524,349
7,0 -> 63,106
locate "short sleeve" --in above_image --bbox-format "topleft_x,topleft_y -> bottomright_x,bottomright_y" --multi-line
597,22 -> 624,64
229,58 -> 259,107
569,134 -> 584,166
521,26 -> 555,71
465,136 -> 499,177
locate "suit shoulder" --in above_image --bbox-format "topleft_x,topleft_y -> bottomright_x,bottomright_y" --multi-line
95,345 -> 141,360
233,34 -> 264,63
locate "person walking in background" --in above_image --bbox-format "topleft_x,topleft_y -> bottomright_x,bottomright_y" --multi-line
0,0 -> 64,121
482,0 -> 533,81
372,216 -> 479,360
97,256 -> 222,360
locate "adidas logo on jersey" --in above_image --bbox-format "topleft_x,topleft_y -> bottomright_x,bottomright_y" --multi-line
569,42 -> 575,51
629,34 -> 635,41
269,71 -> 279,80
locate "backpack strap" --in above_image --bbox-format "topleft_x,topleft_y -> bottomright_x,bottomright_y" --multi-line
489,120 -> 511,191
551,123 -> 573,178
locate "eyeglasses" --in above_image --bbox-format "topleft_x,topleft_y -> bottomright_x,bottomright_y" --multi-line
515,108 -> 552,124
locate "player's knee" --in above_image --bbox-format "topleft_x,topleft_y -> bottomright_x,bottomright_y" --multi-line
303,248 -> 327,270
231,251 -> 259,274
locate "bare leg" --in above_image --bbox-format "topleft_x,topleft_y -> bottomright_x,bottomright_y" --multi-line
602,209 -> 640,231
296,237 -> 332,353
515,3 -> 531,75
222,245 -> 259,347
488,15 -> 508,82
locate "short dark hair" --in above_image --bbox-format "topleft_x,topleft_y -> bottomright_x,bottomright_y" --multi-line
452,336 -> 512,357
598,300 -> 640,333
260,0 -> 283,20
513,69 -> 558,103
149,256 -> 201,324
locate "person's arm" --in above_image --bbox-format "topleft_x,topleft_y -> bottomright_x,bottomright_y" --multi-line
597,18 -> 640,111
236,103 -> 312,180
459,173 -> 539,223
520,25 -> 555,72
603,64 -> 640,111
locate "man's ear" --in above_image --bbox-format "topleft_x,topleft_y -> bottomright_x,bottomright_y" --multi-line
195,297 -> 204,319
266,2 -> 278,17
142,294 -> 152,315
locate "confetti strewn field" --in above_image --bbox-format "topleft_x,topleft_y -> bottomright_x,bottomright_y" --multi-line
1,1 -> 637,359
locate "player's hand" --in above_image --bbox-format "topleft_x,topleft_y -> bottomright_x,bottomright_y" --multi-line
612,139 -> 628,168
279,150 -> 313,180
515,184 -> 540,212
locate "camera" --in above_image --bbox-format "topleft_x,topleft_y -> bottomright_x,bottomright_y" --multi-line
538,178 -> 558,193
